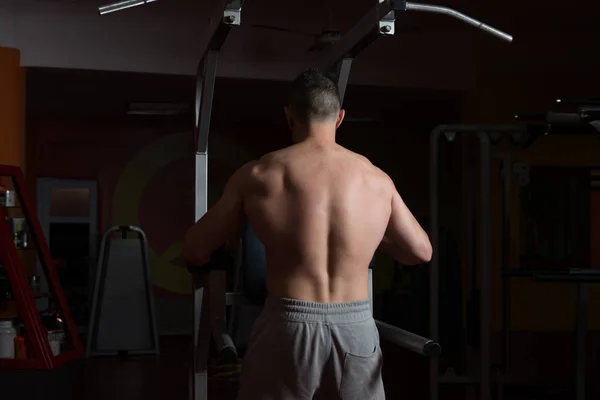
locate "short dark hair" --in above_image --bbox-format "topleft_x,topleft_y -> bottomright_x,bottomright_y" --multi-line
287,68 -> 341,124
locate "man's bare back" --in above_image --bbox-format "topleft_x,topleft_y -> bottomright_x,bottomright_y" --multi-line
184,138 -> 432,303
242,140 -> 393,303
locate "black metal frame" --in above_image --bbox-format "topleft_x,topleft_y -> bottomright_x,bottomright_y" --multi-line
192,2 -> 243,399
429,125 -> 525,400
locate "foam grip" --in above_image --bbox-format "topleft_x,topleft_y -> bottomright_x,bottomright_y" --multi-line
241,224 -> 268,305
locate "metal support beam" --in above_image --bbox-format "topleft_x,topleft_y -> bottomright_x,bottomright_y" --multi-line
321,0 -> 395,73
328,58 -> 354,105
194,0 -> 242,220
191,3 -> 241,400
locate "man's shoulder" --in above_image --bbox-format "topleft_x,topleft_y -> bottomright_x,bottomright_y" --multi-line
233,153 -> 284,185
343,150 -> 389,181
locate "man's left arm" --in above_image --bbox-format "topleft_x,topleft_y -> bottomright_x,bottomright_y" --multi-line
182,164 -> 252,266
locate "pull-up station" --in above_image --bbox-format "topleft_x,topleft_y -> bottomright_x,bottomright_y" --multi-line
194,0 -> 512,219
185,1 -> 513,399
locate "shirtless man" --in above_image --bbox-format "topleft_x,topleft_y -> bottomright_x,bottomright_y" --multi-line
182,69 -> 432,400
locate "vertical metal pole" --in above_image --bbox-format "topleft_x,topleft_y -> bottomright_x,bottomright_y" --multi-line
429,125 -> 445,400
332,58 -> 353,105
195,51 -> 219,221
462,137 -> 475,385
500,154 -> 512,377
369,269 -> 374,316
477,131 -> 492,400
190,3 -> 240,399
575,282 -> 589,400
192,49 -> 219,400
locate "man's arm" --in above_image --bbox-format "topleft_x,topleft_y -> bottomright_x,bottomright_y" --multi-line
182,163 -> 254,266
378,181 -> 432,265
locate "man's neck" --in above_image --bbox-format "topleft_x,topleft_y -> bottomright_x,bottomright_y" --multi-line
291,124 -> 337,145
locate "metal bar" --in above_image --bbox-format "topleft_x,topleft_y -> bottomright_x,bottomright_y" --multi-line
86,228 -> 110,358
429,125 -> 444,400
504,269 -> 600,279
545,111 -> 582,126
499,154 -> 511,376
135,227 -> 161,356
98,0 -> 158,16
195,154 -> 209,221
191,4 -> 241,397
477,131 -> 492,400
405,2 -> 513,42
376,320 -> 441,357
330,58 -> 353,105
535,275 -> 600,283
557,98 -> 600,106
369,269 -> 374,316
575,283 -> 589,400
321,0 -> 394,72
208,270 -> 238,362
196,51 -> 220,155
194,0 -> 241,217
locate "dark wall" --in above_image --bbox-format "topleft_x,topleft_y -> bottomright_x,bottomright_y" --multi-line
26,69 -> 461,333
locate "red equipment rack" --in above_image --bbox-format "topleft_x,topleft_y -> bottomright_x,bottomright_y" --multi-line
0,165 -> 83,369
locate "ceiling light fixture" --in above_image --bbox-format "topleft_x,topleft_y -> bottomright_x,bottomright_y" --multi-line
98,0 -> 158,16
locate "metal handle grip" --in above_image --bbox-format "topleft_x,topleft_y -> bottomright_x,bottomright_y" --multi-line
376,320 -> 441,357
405,2 -> 513,42
546,112 -> 582,125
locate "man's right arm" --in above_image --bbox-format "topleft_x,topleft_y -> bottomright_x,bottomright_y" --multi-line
378,181 -> 432,265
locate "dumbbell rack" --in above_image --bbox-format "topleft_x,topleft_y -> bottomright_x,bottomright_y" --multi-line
0,165 -> 83,369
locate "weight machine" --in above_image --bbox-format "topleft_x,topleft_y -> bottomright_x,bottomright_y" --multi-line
190,1 -> 513,399
429,100 -> 600,400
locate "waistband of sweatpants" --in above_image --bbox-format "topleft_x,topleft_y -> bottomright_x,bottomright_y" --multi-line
262,296 -> 373,324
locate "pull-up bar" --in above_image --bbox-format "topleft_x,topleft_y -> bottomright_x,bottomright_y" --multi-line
405,2 -> 513,42
322,0 -> 512,100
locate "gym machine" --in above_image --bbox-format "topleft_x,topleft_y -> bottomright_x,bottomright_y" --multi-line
87,226 -> 159,358
505,99 -> 600,400
430,100 -> 600,400
429,125 -> 526,400
190,1 -> 513,399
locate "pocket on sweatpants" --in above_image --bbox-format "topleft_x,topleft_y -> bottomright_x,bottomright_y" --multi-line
339,345 -> 384,400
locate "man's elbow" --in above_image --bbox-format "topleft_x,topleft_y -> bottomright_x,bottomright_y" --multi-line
182,235 -> 209,266
405,238 -> 433,265
415,237 -> 433,264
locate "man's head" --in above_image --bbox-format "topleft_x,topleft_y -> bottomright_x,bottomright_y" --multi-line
285,69 -> 345,133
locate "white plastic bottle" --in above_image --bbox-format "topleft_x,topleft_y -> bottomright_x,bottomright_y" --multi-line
0,320 -> 17,359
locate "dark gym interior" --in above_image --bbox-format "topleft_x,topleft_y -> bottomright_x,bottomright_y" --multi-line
1,0 -> 600,399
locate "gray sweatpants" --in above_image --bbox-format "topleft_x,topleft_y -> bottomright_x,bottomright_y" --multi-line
237,297 -> 385,400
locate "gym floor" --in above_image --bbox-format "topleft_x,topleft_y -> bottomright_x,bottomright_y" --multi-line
4,335 -> 597,400
2,336 -> 428,400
